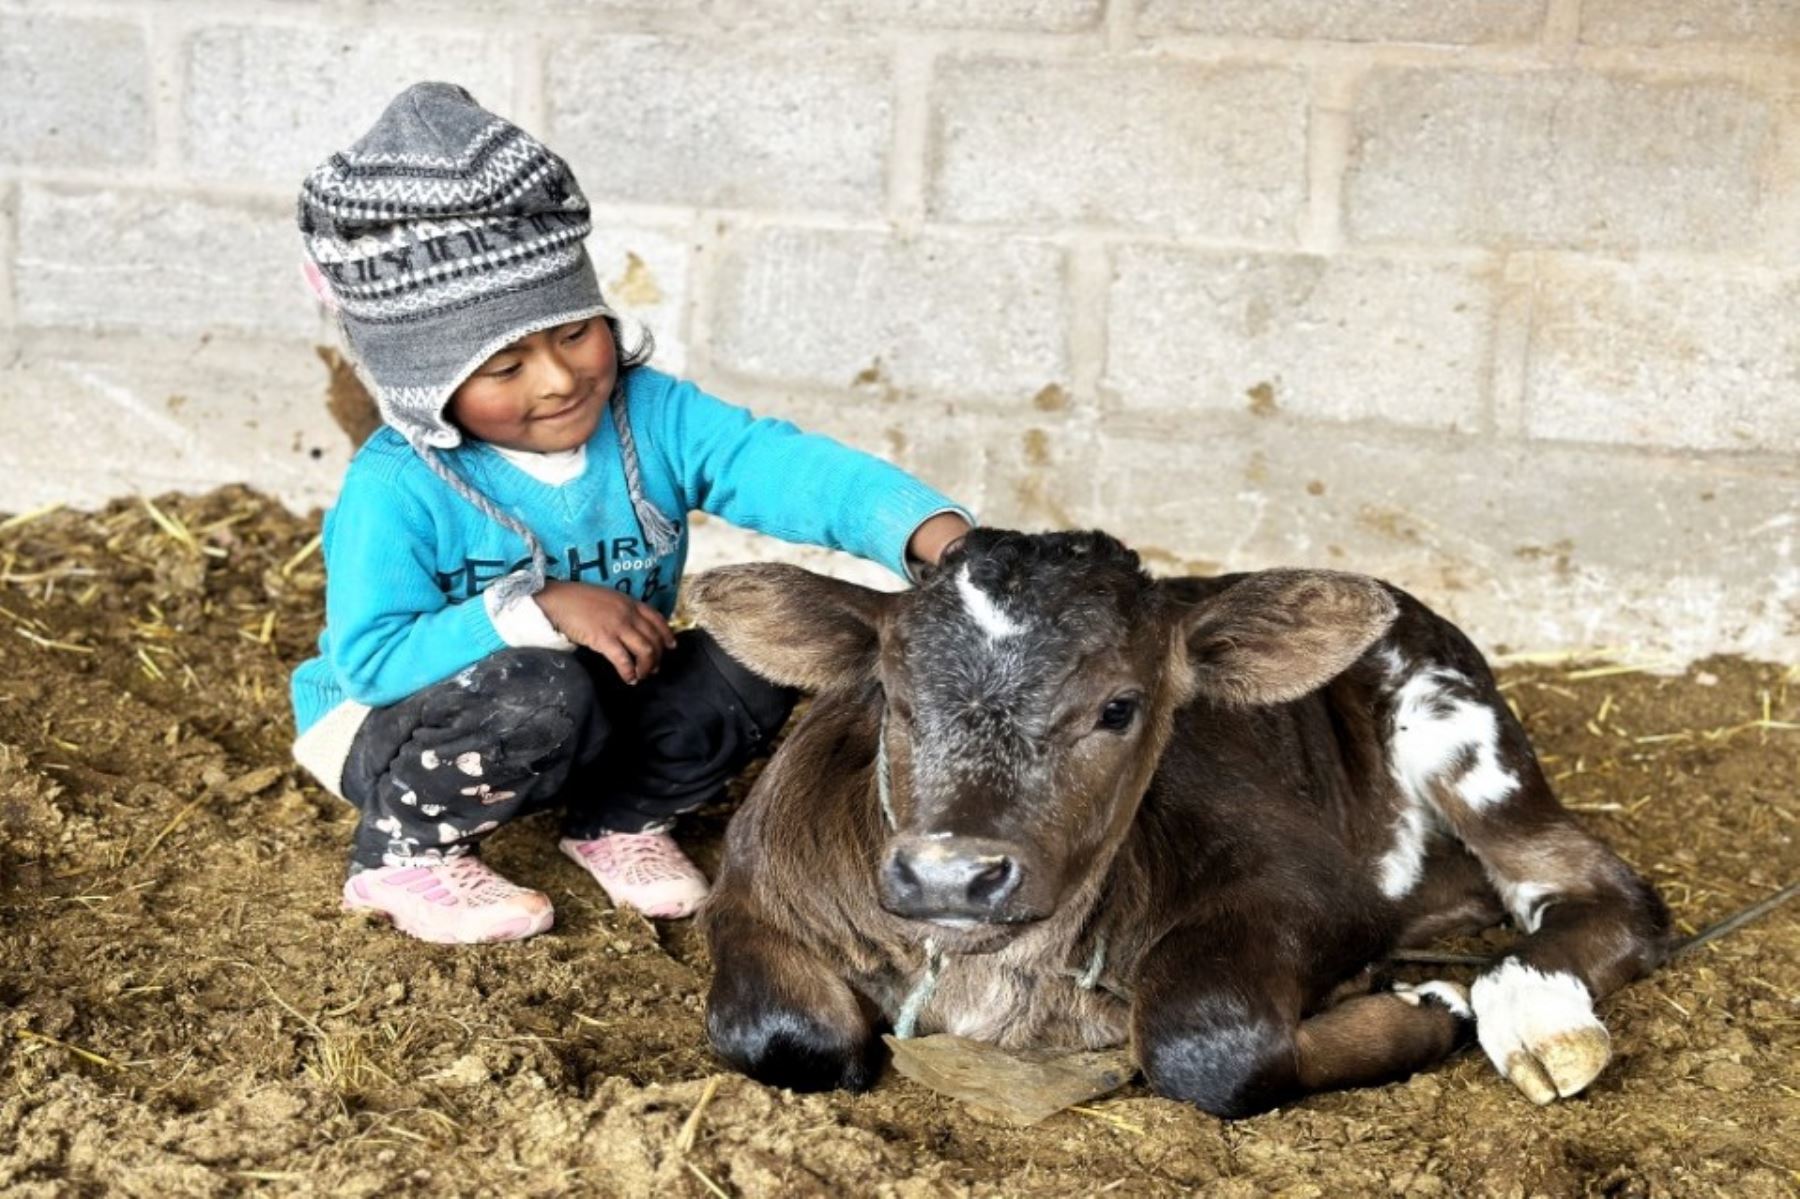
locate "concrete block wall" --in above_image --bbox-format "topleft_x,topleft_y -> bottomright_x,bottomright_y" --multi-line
2,0 -> 1797,663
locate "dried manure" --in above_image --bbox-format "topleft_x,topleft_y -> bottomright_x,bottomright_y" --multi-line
1,491 -> 1794,1197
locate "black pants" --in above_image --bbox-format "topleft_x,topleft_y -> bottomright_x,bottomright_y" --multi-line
339,631 -> 796,870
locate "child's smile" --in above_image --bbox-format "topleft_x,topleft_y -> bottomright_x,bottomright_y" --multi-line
449,318 -> 618,453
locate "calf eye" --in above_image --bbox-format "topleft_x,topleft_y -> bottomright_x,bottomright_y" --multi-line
1097,696 -> 1138,733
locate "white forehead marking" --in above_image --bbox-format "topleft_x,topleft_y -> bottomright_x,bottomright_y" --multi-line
956,566 -> 1024,641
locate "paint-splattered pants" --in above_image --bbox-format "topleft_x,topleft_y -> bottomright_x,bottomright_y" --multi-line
338,632 -> 796,870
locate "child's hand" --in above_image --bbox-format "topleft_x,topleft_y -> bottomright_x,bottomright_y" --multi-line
907,512 -> 973,571
534,580 -> 678,684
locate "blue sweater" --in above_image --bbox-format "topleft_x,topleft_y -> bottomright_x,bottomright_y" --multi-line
291,366 -> 963,734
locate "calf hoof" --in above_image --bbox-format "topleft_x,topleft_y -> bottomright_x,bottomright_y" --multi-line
706,1004 -> 879,1094
1470,958 -> 1611,1105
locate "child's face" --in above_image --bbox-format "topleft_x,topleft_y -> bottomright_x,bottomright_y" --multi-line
448,318 -> 616,453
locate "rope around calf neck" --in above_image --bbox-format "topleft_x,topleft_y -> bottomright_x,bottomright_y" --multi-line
891,933 -> 1115,1040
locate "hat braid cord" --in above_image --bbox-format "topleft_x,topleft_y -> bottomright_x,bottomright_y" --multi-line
411,439 -> 549,606
608,389 -> 682,559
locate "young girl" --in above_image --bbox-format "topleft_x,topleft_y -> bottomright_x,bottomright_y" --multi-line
290,82 -> 971,945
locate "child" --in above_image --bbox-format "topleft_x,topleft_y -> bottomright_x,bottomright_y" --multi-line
290,82 -> 971,945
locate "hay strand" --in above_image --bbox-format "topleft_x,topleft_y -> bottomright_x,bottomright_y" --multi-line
138,794 -> 211,862
683,1160 -> 732,1199
1069,1104 -> 1147,1136
139,497 -> 199,553
14,1027 -> 126,1071
1491,646 -> 1630,665
0,502 -> 64,533
1564,661 -> 1679,681
14,628 -> 93,654
281,532 -> 323,576
674,1075 -> 722,1156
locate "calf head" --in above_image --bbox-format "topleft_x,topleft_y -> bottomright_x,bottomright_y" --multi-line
688,529 -> 1396,947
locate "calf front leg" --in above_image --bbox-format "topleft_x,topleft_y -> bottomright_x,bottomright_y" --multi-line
1385,656 -> 1670,1103
1133,908 -> 1472,1119
702,903 -> 880,1093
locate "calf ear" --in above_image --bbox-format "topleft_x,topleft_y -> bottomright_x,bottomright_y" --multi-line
684,564 -> 894,692
1177,570 -> 1398,705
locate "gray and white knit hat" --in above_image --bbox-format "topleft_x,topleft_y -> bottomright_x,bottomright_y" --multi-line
298,82 -> 679,587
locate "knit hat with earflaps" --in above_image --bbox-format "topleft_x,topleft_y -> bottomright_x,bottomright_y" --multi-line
297,81 -> 681,601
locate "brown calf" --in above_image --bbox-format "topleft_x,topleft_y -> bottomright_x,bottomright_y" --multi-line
691,530 -> 1668,1117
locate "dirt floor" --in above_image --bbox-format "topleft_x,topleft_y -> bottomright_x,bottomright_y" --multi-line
0,489 -> 1794,1198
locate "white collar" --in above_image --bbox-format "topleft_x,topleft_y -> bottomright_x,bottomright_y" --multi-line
491,443 -> 588,486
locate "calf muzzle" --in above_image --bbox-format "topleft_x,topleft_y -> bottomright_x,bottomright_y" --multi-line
879,835 -> 1036,924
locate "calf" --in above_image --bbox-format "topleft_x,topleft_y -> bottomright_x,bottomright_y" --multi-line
690,530 -> 1668,1117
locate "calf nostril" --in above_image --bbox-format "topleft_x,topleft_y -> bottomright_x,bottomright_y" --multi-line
965,857 -> 1017,907
882,853 -> 924,902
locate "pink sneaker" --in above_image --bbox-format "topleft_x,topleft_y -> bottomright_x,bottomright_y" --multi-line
342,857 -> 554,944
560,832 -> 710,919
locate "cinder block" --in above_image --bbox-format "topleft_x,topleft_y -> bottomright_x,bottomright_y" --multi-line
547,37 -> 892,214
590,223 -> 693,375
1106,248 -> 1495,431
367,0 -> 701,11
712,0 -> 1101,31
1095,418 -> 1800,662
0,15 -> 151,168
680,397 -> 1083,581
959,412 -> 1101,534
16,186 -> 315,339
0,330 -> 346,514
0,183 -> 14,330
1581,1 -> 1800,44
679,386 -> 990,591
182,25 -> 515,186
1138,0 -> 1546,43
686,522 -> 901,594
734,386 -> 989,500
1345,69 -> 1775,252
1522,260 -> 1800,454
930,56 -> 1308,241
707,227 -> 1069,402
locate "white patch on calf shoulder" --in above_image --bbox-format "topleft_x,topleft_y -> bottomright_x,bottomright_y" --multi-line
455,752 -> 483,777
1375,798 -> 1433,900
955,566 -> 1024,641
1374,667 -> 1519,900
420,749 -> 442,769
1470,958 -> 1610,1104
1389,669 -> 1520,814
